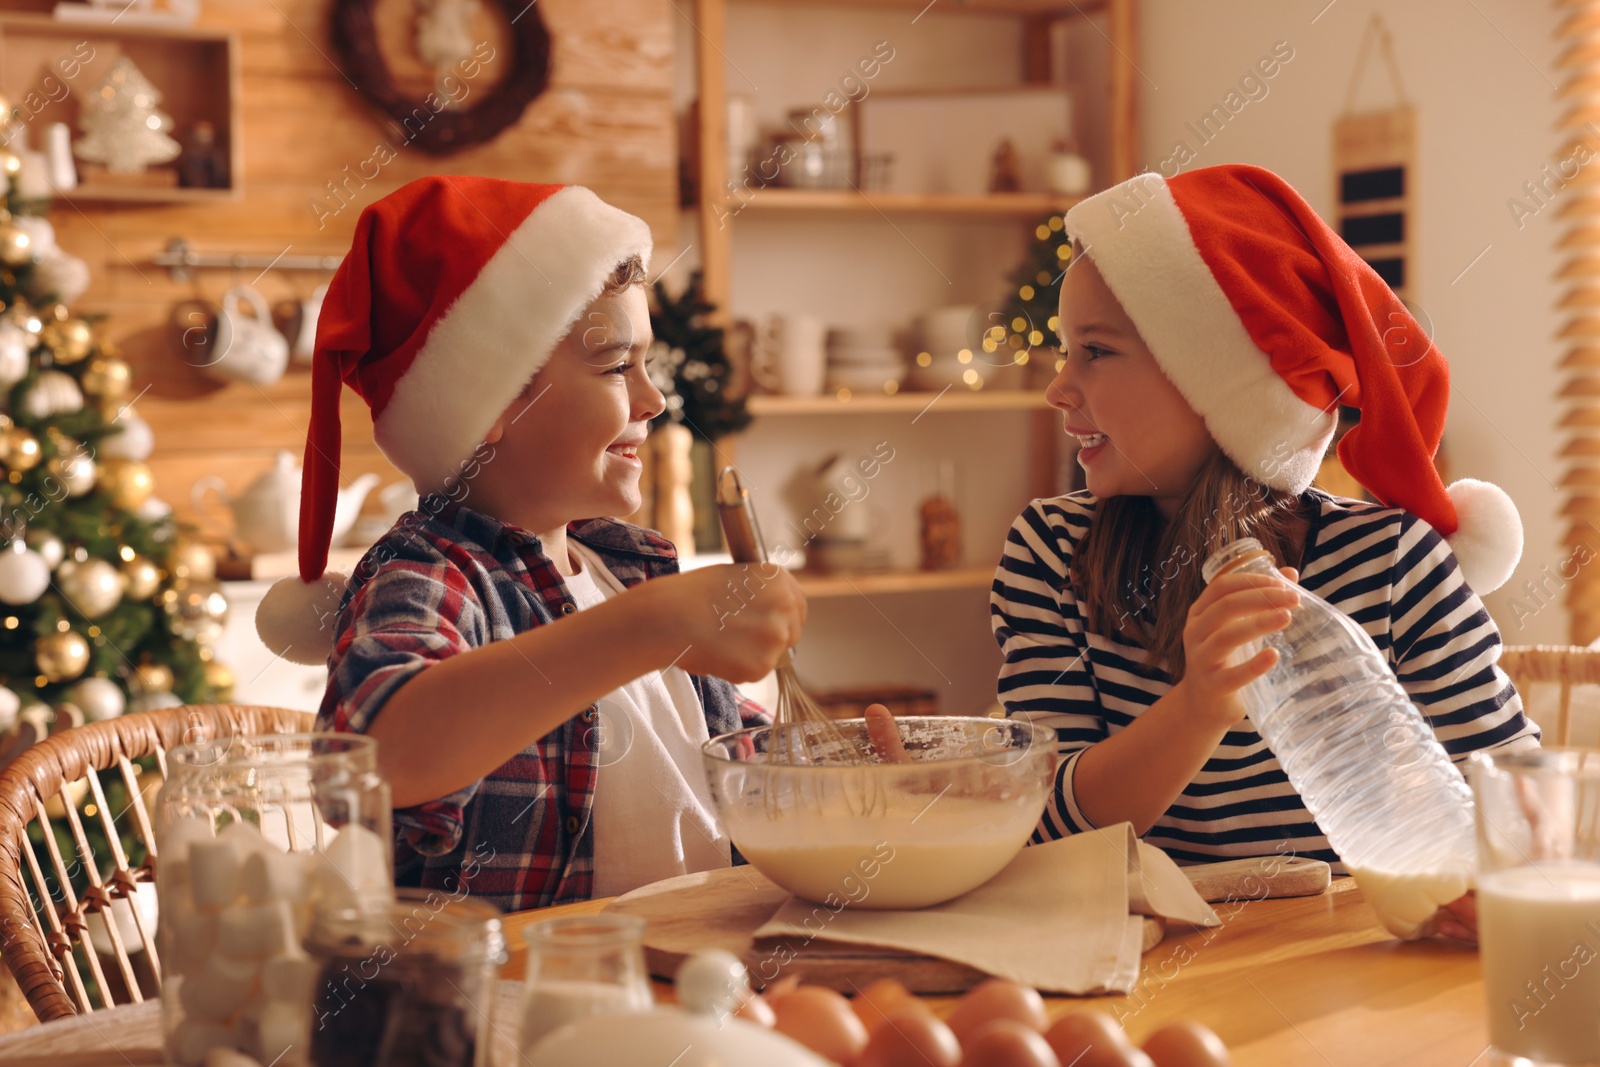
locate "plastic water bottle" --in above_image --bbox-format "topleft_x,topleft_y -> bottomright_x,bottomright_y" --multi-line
1200,538 -> 1477,938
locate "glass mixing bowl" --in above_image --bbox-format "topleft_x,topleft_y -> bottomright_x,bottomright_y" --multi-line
702,716 -> 1056,910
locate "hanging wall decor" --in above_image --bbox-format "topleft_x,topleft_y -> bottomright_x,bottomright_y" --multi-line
329,0 -> 552,155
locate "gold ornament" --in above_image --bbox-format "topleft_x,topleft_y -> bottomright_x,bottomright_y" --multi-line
203,660 -> 234,700
167,540 -> 216,583
81,358 -> 131,398
40,318 -> 93,364
121,554 -> 162,599
0,151 -> 21,177
35,630 -> 90,683
163,579 -> 227,644
0,427 -> 40,471
46,446 -> 96,497
57,558 -> 124,618
99,459 -> 154,509
0,223 -> 31,268
131,661 -> 174,694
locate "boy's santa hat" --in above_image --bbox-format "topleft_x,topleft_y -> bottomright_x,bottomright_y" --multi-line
256,176 -> 652,665
1063,164 -> 1521,595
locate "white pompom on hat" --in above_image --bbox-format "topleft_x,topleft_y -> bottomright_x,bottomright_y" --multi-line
1062,164 -> 1522,594
256,176 -> 652,665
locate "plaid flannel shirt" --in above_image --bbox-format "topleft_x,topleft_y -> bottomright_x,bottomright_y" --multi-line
316,495 -> 768,912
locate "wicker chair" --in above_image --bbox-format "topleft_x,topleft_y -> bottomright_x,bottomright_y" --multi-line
1499,645 -> 1600,746
0,704 -> 311,1023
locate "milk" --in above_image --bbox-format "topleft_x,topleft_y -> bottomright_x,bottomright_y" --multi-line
518,979 -> 653,1049
1347,866 -> 1472,939
1479,864 -> 1600,1063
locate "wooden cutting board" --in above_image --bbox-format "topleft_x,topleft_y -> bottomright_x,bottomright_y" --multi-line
603,855 -> 1330,994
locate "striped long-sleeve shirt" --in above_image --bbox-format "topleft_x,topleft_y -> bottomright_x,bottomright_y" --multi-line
991,488 -> 1539,870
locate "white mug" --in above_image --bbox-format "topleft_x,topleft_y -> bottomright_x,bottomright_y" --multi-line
293,282 -> 328,362
761,313 -> 826,396
209,284 -> 289,386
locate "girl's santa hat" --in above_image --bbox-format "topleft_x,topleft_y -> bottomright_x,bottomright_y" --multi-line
256,176 -> 652,665
1063,164 -> 1521,595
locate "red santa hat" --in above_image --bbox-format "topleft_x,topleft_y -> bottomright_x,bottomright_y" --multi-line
256,176 -> 652,665
1061,164 -> 1522,596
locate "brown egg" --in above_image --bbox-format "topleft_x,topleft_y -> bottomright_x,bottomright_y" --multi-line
1141,1021 -> 1233,1067
1045,1012 -> 1141,1067
734,992 -> 776,1027
857,1009 -> 962,1067
771,985 -> 870,1064
958,1020 -> 1062,1067
947,979 -> 1050,1044
853,977 -> 933,1033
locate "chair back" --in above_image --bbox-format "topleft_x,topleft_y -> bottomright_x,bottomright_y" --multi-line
1499,645 -> 1600,746
0,704 -> 312,1022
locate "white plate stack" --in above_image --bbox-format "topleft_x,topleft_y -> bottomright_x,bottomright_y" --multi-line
824,325 -> 906,396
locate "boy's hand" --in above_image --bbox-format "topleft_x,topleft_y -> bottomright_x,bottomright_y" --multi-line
1174,565 -> 1300,731
639,563 -> 806,682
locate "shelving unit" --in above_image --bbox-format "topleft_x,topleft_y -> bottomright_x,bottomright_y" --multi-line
0,13 -> 240,203
681,0 -> 1132,607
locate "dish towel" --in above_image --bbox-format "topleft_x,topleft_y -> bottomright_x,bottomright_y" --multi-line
753,823 -> 1219,994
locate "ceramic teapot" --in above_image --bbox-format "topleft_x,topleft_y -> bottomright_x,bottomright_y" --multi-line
192,451 -> 378,555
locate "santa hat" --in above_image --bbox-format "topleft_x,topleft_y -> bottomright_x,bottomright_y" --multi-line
1061,164 -> 1521,595
256,176 -> 652,665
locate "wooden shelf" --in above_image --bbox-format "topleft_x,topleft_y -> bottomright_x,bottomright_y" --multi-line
747,390 -> 1051,416
794,566 -> 995,599
724,188 -> 1079,217
0,13 -> 240,204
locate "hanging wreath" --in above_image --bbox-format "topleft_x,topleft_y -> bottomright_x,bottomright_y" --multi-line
329,0 -> 552,156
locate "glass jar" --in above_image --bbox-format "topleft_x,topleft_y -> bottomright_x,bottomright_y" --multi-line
155,732 -> 392,1067
517,914 -> 653,1051
305,888 -> 506,1067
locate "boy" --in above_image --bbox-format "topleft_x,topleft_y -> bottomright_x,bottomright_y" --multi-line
257,176 -> 803,910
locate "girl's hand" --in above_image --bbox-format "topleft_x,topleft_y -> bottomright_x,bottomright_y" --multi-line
1432,892 -> 1478,944
864,703 -> 909,762
1174,565 -> 1301,730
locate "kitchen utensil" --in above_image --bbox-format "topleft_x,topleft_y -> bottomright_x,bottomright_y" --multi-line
714,466 -> 862,772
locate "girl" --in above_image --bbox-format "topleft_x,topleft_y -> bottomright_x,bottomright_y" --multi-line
991,165 -> 1538,936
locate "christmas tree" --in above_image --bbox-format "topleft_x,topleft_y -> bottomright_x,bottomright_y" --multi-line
993,213 -> 1073,373
72,57 -> 182,176
649,270 -> 751,441
0,133 -> 223,757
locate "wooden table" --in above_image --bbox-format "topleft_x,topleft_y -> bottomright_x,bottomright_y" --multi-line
0,880 -> 1491,1067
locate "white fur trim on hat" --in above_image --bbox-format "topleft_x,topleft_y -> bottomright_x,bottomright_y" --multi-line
1063,174 -> 1336,493
256,572 -> 350,666
373,186 -> 652,495
1444,479 -> 1522,596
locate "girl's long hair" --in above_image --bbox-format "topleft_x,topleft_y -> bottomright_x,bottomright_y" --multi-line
1070,450 -> 1305,679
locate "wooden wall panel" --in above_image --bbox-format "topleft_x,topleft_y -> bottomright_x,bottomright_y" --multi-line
19,0 -> 676,534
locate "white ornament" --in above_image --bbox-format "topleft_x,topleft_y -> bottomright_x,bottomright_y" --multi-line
129,690 -> 180,713
0,687 -> 19,732
135,496 -> 172,522
104,408 -> 155,461
12,216 -> 57,256
57,557 -> 123,617
21,369 -> 83,418
0,319 -> 28,389
25,529 -> 63,569
67,676 -> 124,721
51,446 -> 97,498
0,539 -> 50,605
28,251 -> 91,306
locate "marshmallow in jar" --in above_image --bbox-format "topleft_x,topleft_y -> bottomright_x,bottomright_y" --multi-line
154,733 -> 393,1067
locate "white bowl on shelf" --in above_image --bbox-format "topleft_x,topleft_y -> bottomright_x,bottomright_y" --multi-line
906,353 -> 998,391
827,343 -> 904,367
826,363 -> 906,393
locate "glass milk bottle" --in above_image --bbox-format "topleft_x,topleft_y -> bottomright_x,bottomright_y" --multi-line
154,732 -> 392,1067
1201,538 -> 1477,938
517,914 -> 654,1051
